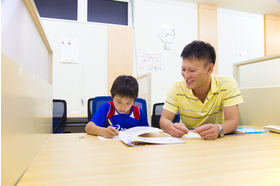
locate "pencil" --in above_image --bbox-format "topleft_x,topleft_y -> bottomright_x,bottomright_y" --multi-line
108,119 -> 113,126
108,118 -> 118,137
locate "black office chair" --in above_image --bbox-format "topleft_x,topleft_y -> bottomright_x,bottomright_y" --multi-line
88,96 -> 148,121
151,102 -> 180,128
53,99 -> 67,133
87,98 -> 94,121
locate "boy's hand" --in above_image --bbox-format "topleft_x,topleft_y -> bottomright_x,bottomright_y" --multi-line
103,126 -> 119,138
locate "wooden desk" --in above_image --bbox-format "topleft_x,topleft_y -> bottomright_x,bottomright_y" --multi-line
17,130 -> 280,186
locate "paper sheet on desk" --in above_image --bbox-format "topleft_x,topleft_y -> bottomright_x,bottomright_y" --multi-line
181,131 -> 202,139
162,131 -> 202,139
98,136 -> 119,140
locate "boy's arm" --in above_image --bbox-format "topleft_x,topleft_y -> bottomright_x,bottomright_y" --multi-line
85,121 -> 119,138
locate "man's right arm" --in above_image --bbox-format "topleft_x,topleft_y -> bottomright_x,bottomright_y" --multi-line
160,108 -> 189,138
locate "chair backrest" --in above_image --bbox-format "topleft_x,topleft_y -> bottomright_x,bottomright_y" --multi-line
91,96 -> 113,119
53,99 -> 67,133
90,96 -> 148,120
134,98 -> 147,118
151,102 -> 180,128
87,98 -> 93,121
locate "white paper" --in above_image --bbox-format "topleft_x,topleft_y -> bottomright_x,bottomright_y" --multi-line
181,131 -> 202,139
98,136 -> 119,140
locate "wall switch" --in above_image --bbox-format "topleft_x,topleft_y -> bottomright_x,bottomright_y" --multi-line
164,44 -> 171,50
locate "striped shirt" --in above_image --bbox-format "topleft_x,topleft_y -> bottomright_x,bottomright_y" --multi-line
163,75 -> 244,128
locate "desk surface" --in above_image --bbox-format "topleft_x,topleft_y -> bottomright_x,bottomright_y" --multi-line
18,128 -> 280,186
67,114 -> 88,119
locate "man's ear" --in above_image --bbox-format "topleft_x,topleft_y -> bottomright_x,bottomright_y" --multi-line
207,63 -> 214,75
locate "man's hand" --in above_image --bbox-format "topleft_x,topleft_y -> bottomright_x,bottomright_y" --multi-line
160,109 -> 189,138
194,124 -> 219,140
169,123 -> 189,138
103,126 -> 119,138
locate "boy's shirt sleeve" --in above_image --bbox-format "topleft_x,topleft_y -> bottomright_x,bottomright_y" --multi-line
139,108 -> 149,126
90,102 -> 110,127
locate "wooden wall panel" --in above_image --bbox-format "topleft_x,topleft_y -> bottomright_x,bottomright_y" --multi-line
198,3 -> 218,74
108,25 -> 133,95
1,54 -> 52,186
264,14 -> 280,56
2,1 -> 53,185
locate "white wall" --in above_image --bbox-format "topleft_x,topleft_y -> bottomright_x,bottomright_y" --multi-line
42,19 -> 108,115
217,8 -> 264,77
133,0 -> 198,106
41,0 -> 266,116
1,0 -> 50,82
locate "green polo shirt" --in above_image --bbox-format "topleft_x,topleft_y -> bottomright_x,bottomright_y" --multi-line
163,75 -> 244,128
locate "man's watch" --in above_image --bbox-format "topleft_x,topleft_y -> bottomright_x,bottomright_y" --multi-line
216,124 -> 225,137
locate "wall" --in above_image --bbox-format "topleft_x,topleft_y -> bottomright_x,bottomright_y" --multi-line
108,25 -> 134,95
41,19 -> 109,115
133,0 -> 198,106
264,15 -> 280,56
217,8 -> 264,77
2,0 -> 51,82
41,0 -> 266,116
134,0 -> 265,109
198,3 -> 218,74
1,0 -> 52,185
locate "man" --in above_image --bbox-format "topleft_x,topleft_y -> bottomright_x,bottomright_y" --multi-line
160,40 -> 244,140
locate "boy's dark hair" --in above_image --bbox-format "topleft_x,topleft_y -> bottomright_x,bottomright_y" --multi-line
110,75 -> 138,101
180,40 -> 216,67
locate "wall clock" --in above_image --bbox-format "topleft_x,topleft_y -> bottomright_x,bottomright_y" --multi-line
159,26 -> 176,43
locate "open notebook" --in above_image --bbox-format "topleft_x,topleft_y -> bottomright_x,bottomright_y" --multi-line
118,127 -> 186,147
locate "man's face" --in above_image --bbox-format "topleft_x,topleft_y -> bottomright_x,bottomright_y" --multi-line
181,58 -> 213,92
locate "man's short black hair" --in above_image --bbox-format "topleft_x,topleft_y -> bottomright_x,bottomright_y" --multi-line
110,75 -> 138,101
180,40 -> 216,66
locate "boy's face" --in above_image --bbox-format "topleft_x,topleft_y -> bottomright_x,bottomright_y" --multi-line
113,95 -> 134,115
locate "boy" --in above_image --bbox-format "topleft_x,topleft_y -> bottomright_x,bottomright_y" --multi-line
85,75 -> 149,138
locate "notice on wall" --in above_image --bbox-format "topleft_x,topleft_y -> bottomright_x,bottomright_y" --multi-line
61,37 -> 79,63
235,50 -> 246,63
138,52 -> 162,71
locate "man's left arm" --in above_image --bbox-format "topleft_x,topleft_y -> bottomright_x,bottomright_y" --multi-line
194,105 -> 239,140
